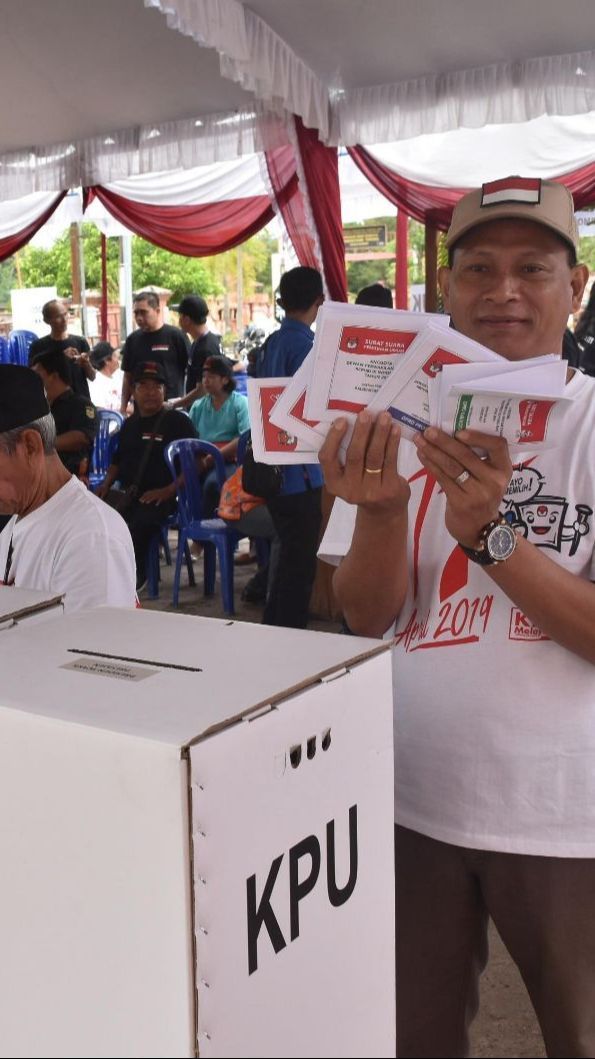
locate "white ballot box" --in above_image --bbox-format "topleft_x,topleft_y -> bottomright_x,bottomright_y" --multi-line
0,607 -> 395,1059
0,586 -> 64,627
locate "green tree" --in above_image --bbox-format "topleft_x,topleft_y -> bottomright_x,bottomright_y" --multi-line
17,224 -> 120,298
131,240 -> 219,303
0,259 -> 16,307
13,225 -> 277,306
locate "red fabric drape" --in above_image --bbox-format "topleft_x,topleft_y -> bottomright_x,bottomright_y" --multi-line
0,192 -> 66,263
100,232 -> 108,341
348,146 -> 595,228
294,117 -> 348,302
89,187 -> 275,257
264,144 -> 319,269
348,146 -> 464,229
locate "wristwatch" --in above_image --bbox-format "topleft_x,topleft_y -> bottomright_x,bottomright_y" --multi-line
458,515 -> 517,566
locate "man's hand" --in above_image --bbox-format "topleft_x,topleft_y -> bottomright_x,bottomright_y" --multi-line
319,410 -> 410,515
96,481 -> 111,500
139,486 -> 173,506
412,427 -> 513,547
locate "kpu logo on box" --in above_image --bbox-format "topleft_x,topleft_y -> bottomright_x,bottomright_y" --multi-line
509,608 -> 549,642
246,805 -> 358,974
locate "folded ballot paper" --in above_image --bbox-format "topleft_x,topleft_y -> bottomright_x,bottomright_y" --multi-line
247,306 -> 573,465
247,378 -> 322,465
304,302 -> 451,422
427,356 -> 570,452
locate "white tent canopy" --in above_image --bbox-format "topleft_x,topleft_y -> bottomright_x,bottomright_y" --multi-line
2,0 -> 595,195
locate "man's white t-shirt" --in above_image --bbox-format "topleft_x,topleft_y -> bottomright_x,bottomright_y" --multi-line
320,370 -> 595,857
0,477 -> 137,613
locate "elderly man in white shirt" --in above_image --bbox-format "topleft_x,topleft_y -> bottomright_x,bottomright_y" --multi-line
0,364 -> 137,612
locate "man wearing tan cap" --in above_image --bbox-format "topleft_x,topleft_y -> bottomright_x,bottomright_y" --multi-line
319,177 -> 595,1056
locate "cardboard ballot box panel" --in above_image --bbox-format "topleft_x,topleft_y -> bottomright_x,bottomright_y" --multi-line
0,586 -> 64,626
0,608 -> 394,1059
191,660 -> 395,1058
0,709 -> 194,1059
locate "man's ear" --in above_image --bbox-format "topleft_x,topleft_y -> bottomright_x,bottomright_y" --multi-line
570,263 -> 589,314
438,265 -> 451,312
19,429 -> 45,461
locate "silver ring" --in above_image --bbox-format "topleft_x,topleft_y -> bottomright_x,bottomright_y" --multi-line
455,470 -> 470,486
364,466 -> 383,475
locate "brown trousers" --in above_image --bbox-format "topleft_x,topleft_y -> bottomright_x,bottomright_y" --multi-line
395,825 -> 595,1059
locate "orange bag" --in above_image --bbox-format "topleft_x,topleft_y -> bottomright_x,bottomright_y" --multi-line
217,466 -> 265,521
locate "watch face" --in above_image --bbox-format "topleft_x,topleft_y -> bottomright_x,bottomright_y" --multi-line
486,523 -> 516,561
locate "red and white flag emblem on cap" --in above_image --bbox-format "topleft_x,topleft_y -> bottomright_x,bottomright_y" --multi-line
481,177 -> 541,207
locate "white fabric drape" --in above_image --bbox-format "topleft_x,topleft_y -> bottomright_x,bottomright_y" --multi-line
102,155 -> 267,205
343,112 -> 595,191
144,0 -> 250,59
146,0 -> 330,139
0,108 -> 289,199
332,50 -> 595,147
0,190 -> 60,239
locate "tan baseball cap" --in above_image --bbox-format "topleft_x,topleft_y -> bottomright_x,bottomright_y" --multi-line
446,176 -> 579,253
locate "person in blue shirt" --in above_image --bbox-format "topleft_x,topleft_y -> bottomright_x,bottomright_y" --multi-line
189,355 -> 250,516
256,266 -> 324,628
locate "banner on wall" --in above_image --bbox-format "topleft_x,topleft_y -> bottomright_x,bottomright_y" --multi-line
10,286 -> 57,335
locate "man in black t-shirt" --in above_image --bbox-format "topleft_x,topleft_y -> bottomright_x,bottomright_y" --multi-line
175,294 -> 222,402
98,360 -> 196,588
31,349 -> 97,476
120,291 -> 189,410
29,299 -> 95,399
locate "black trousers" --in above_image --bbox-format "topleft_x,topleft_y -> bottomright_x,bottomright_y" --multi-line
262,487 -> 322,629
123,497 -> 175,587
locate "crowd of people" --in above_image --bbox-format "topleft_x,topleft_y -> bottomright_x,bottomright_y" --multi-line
0,274 -> 324,609
0,176 -> 594,1056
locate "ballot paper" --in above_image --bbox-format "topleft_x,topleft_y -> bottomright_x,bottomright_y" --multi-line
268,354 -> 328,451
429,356 -> 570,451
305,302 -> 450,422
365,323 -> 501,440
247,378 -> 320,465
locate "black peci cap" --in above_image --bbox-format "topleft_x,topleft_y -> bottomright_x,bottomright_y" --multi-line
0,365 -> 50,432
176,295 -> 209,322
132,360 -> 167,384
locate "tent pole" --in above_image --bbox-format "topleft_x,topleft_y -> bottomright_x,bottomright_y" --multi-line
424,222 -> 438,312
395,208 -> 408,309
100,234 -> 108,341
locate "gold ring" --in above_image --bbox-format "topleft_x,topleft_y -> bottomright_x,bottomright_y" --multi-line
364,466 -> 383,474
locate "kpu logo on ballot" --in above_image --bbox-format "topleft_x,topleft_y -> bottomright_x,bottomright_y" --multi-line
246,805 -> 358,974
338,325 -> 416,358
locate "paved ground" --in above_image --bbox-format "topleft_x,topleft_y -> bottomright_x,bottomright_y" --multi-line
143,539 -> 545,1059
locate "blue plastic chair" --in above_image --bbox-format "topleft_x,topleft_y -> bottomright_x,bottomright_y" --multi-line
89,410 -> 123,490
0,336 -> 9,364
234,370 -> 248,395
236,429 -> 250,465
165,438 -> 237,613
8,330 -> 38,366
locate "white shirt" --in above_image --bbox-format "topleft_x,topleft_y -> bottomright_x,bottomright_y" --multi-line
320,370 -> 595,857
0,477 -> 137,613
89,368 -> 124,412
